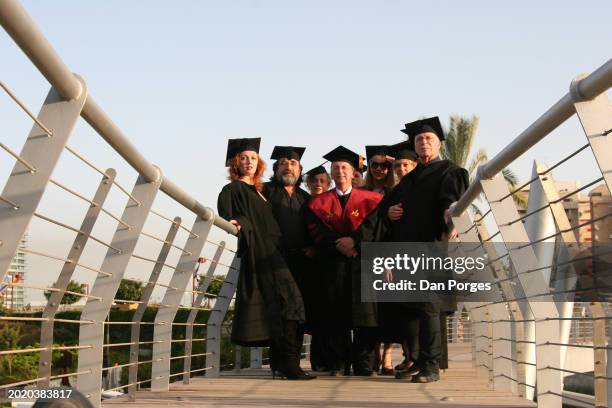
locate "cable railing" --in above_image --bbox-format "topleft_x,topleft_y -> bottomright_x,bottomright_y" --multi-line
0,3 -> 244,407
446,55 -> 612,407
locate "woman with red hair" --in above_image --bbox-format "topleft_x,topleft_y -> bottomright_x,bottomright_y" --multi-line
217,138 -> 314,380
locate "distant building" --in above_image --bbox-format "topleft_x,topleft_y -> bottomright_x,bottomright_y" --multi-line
1,234 -> 27,310
589,184 -> 612,243
517,181 -> 591,242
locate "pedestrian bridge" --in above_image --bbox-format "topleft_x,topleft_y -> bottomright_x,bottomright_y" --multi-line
0,0 -> 611,407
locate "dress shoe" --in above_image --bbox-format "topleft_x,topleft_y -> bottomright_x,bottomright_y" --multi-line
353,369 -> 377,377
272,370 -> 286,379
411,370 -> 440,383
380,367 -> 395,376
394,358 -> 410,371
395,365 -> 421,379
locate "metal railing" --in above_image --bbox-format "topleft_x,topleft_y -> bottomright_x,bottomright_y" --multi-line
447,55 -> 612,408
0,0 -> 244,407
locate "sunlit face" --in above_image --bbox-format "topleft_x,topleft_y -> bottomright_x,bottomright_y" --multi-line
393,159 -> 417,178
307,173 -> 330,196
238,150 -> 258,178
414,132 -> 441,161
369,154 -> 389,181
276,157 -> 301,185
331,161 -> 355,190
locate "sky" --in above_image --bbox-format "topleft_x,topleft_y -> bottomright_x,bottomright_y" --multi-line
1,0 -> 611,304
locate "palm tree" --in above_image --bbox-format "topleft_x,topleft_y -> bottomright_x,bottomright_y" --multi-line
440,114 -> 527,215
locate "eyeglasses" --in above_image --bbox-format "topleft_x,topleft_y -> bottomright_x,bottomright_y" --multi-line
370,161 -> 389,169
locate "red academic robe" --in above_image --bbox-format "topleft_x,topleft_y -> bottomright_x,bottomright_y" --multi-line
306,188 -> 382,329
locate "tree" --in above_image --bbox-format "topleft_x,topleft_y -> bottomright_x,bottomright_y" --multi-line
441,114 -> 527,214
0,324 -> 21,375
43,280 -> 85,305
197,274 -> 225,308
115,279 -> 143,301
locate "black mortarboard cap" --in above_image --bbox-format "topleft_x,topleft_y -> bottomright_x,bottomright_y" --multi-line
323,145 -> 363,170
270,146 -> 306,161
365,145 -> 389,162
401,116 -> 445,142
388,140 -> 418,161
305,165 -> 327,177
225,138 -> 261,166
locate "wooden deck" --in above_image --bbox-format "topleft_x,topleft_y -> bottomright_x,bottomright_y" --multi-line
104,344 -> 535,408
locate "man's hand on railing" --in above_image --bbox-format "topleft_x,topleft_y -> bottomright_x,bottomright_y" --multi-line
443,208 -> 458,239
229,219 -> 241,233
388,203 -> 403,221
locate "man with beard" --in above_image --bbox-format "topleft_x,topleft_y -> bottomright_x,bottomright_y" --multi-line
382,117 -> 469,383
262,146 -> 313,374
307,146 -> 382,376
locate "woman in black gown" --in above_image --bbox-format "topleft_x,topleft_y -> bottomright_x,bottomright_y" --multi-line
217,138 -> 314,380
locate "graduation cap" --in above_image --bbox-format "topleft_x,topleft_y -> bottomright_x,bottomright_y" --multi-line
365,145 -> 389,162
270,146 -> 306,161
401,116 -> 445,142
304,165 -> 327,178
225,138 -> 261,166
388,140 -> 418,161
323,145 -> 363,170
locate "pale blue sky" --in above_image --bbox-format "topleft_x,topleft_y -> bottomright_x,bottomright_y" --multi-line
1,1 -> 611,303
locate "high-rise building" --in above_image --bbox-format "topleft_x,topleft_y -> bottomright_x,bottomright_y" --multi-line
517,181 -> 591,242
1,234 -> 27,310
589,185 -> 612,243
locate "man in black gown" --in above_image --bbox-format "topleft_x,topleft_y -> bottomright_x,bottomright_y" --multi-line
382,117 -> 469,383
262,146 -> 314,373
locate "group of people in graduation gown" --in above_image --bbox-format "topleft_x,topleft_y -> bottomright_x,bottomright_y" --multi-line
216,116 -> 469,383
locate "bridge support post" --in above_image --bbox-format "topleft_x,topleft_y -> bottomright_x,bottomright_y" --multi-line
480,171 -> 561,407
537,158 -> 609,408
183,242 -> 226,384
0,77 -> 87,282
127,217 -> 181,401
572,76 -> 612,408
38,169 -> 115,387
77,172 -> 161,407
250,347 -> 263,369
206,255 -> 240,377
150,216 -> 211,391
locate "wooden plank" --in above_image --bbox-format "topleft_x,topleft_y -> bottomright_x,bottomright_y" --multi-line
103,344 -> 535,407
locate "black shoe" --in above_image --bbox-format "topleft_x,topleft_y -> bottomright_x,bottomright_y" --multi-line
272,369 -> 286,379
395,365 -> 421,380
311,365 -> 329,372
380,367 -> 395,376
411,370 -> 440,383
277,368 -> 316,380
353,369 -> 377,377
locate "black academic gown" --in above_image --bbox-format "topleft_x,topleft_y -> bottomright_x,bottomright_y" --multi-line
380,158 -> 469,370
262,181 -> 311,287
218,181 -> 305,346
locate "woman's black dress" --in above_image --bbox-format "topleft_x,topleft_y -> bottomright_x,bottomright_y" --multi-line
217,180 -> 305,346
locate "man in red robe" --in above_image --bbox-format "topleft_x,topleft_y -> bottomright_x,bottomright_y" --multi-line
307,146 -> 382,376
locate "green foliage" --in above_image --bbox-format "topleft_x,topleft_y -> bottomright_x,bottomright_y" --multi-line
202,275 -> 225,297
441,114 -> 524,213
0,324 -> 21,376
115,279 -> 143,301
0,305 -> 240,387
43,280 -> 85,305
